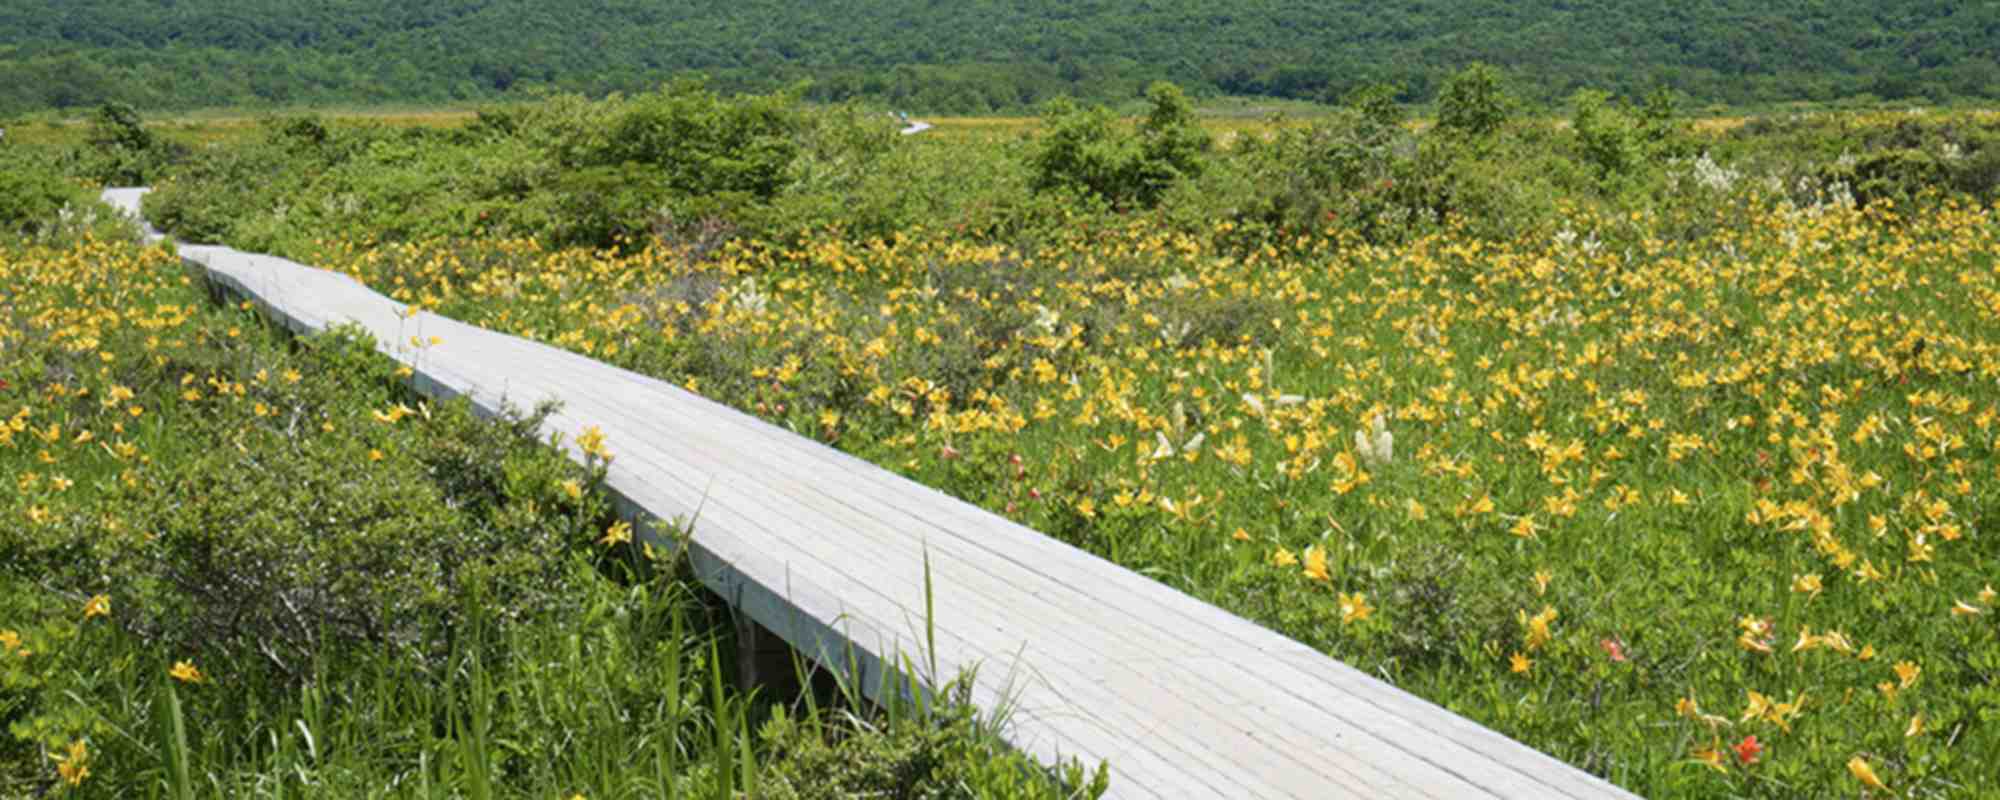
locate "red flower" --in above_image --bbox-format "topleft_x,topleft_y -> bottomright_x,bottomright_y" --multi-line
1599,638 -> 1627,663
1733,735 -> 1762,765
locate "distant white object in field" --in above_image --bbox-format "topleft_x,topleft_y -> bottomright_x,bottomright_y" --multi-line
899,120 -> 932,135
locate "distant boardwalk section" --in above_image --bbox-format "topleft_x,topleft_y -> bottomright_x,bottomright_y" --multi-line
102,187 -> 1639,799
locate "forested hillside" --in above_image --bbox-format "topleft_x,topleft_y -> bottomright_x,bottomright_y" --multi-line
3,0 -> 1997,114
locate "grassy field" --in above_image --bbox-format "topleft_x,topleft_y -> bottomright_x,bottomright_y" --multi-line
9,97 -> 1993,151
293,180 -> 2000,797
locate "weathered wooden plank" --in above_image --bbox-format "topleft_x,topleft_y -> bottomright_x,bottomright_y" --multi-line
102,188 -> 1642,800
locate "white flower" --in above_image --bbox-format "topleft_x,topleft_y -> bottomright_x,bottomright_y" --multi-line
1691,154 -> 1740,192
733,278 -> 768,314
1034,306 -> 1062,335
1355,413 -> 1394,466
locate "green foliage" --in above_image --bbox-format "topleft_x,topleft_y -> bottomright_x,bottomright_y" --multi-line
0,145 -> 84,236
1229,106 -> 1416,239
1789,117 -> 2000,208
1435,63 -> 1514,139
758,679 -> 1108,800
596,80 -> 805,200
1569,88 -> 1693,183
1570,90 -> 1650,181
143,84 -> 918,251
1342,82 -> 1406,129
1028,82 -> 1210,209
5,1 -> 2000,113
67,102 -> 182,185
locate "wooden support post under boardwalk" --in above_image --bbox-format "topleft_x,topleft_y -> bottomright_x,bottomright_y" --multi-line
102,187 -> 1643,799
735,614 -> 801,697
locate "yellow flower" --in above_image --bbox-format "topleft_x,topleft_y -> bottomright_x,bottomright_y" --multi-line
1508,651 -> 1533,674
1689,739 -> 1728,773
1675,694 -> 1729,727
1231,527 -> 1251,542
1270,547 -> 1298,568
169,660 -> 204,684
1905,713 -> 1924,738
577,425 -> 613,461
1893,660 -> 1920,689
599,520 -> 633,547
0,629 -> 20,655
1951,599 -> 1983,617
1736,614 -> 1774,654
1519,606 -> 1558,650
1337,592 -> 1373,624
1462,494 -> 1496,516
1791,573 -> 1823,598
1301,546 -> 1330,582
83,594 -> 110,620
1510,515 -> 1537,539
1532,569 -> 1553,596
1741,690 -> 1772,723
1847,756 -> 1887,791
51,739 -> 88,786
559,479 -> 584,502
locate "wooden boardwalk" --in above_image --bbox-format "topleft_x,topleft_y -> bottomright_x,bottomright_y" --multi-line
104,188 -> 1639,799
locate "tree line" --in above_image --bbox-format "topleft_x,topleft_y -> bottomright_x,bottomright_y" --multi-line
3,0 -> 1997,115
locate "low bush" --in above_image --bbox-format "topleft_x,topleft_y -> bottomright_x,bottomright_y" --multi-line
0,146 -> 86,237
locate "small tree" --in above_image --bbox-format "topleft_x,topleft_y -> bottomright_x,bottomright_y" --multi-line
1436,63 -> 1514,139
1342,83 -> 1406,130
1028,81 -> 1210,208
77,101 -> 167,185
1571,89 -> 1644,179
1134,81 -> 1211,194
1028,96 -> 1133,203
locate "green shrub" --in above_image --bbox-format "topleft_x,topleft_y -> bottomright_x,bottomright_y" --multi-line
67,102 -> 184,186
759,678 -> 1110,800
0,147 -> 84,235
1435,63 -> 1514,140
1028,81 -> 1209,209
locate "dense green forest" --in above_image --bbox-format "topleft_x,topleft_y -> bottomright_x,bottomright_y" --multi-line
3,0 -> 1998,115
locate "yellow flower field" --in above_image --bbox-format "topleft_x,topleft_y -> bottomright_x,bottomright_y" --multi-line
305,190 -> 2000,796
